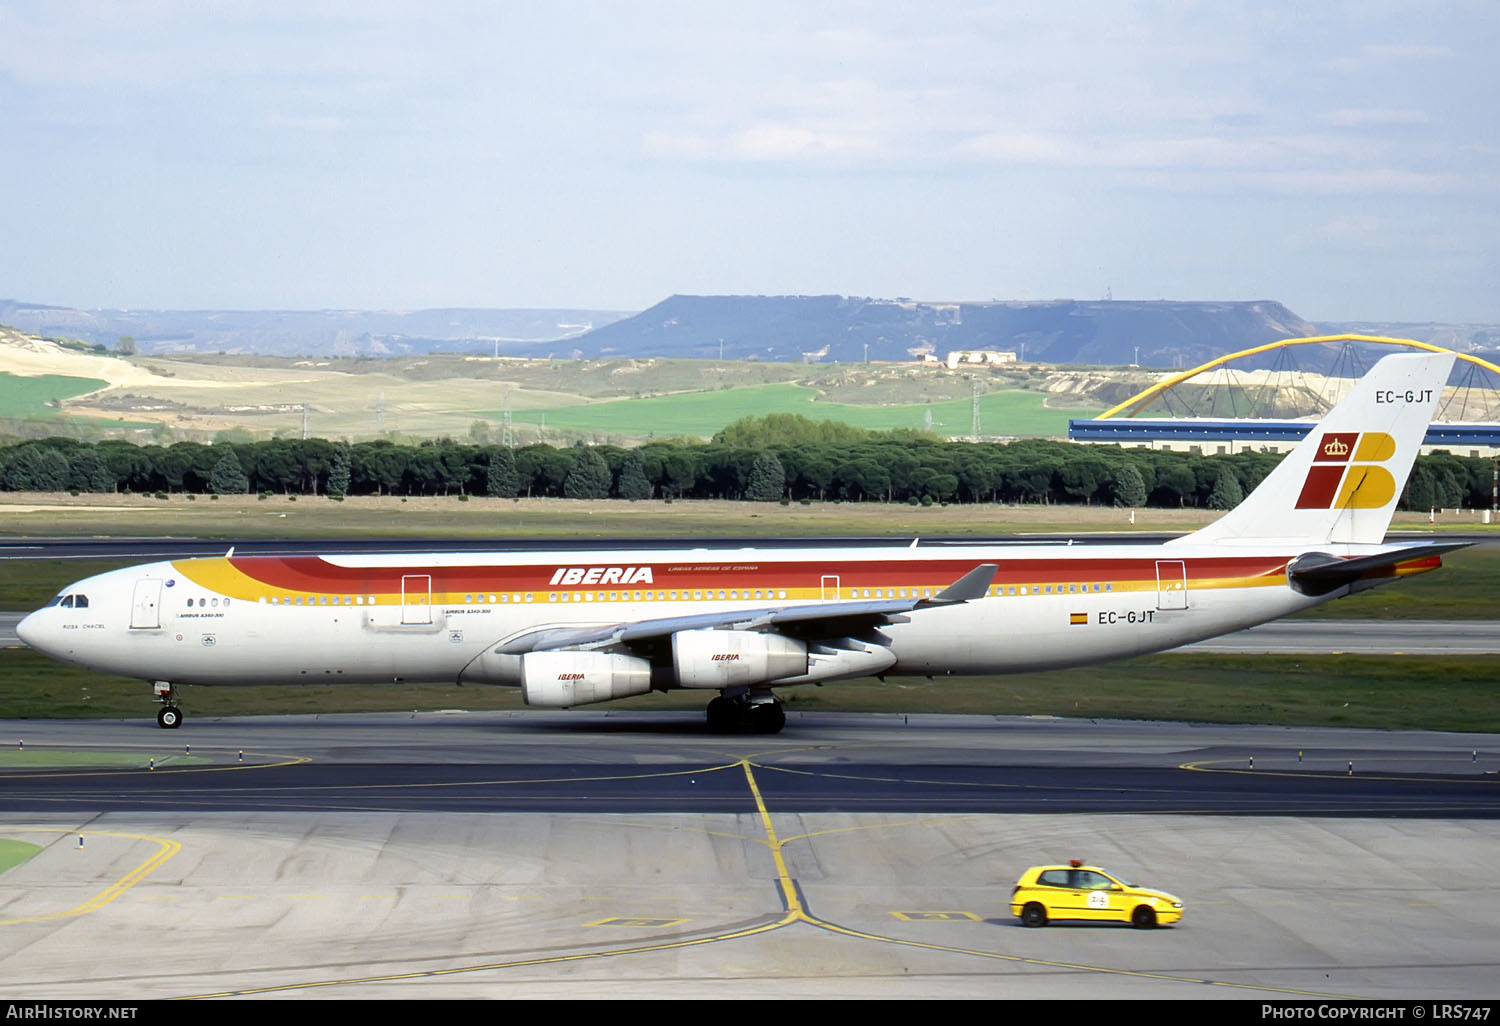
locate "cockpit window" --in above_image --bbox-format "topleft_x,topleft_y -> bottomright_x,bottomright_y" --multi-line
74,594 -> 89,608
46,593 -> 90,609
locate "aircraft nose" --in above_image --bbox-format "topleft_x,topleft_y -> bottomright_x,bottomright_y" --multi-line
16,611 -> 45,651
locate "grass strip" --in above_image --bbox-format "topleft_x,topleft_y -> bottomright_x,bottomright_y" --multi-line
0,838 -> 43,874
0,648 -> 1493,733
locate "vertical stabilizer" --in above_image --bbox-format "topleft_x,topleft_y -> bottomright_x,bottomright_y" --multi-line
1172,352 -> 1453,546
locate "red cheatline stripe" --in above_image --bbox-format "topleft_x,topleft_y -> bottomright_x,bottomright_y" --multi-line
212,553 -> 1293,594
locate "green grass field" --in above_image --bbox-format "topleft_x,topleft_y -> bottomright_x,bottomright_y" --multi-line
497,384 -> 1100,438
0,373 -> 108,418
0,838 -> 42,874
0,648 -> 1493,733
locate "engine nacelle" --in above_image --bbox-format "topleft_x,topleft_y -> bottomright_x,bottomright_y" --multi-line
672,630 -> 808,689
776,637 -> 897,684
521,651 -> 652,707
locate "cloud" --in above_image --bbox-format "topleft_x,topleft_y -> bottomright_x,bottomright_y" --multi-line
1314,214 -> 1383,242
953,130 -> 1387,173
1317,108 -> 1431,127
1325,42 -> 1454,73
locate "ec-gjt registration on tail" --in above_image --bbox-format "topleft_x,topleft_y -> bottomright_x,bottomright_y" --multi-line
17,352 -> 1464,733
1176,351 -> 1454,547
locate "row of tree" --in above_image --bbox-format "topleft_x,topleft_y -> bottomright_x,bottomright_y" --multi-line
0,424 -> 1491,511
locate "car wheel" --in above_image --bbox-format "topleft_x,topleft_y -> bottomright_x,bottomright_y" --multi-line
1131,905 -> 1157,929
1021,902 -> 1047,928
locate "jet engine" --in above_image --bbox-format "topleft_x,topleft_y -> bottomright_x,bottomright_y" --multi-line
521,650 -> 652,707
671,629 -> 808,688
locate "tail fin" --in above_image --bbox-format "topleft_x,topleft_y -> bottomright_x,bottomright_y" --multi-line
1173,351 -> 1454,547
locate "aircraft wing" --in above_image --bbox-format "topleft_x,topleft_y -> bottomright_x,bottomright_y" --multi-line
496,563 -> 998,654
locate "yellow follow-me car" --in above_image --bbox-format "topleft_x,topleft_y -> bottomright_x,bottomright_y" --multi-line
1011,861 -> 1184,929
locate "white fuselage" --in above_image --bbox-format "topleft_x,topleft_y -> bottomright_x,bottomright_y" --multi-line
17,540 -> 1351,691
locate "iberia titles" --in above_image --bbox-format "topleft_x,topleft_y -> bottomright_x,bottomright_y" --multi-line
548,566 -> 655,586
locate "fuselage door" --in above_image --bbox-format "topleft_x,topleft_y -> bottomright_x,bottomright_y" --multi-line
1155,560 -> 1188,610
821,575 -> 841,601
130,579 -> 163,629
401,574 -> 433,625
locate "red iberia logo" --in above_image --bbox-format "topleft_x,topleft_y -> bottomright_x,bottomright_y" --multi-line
1295,432 -> 1398,510
548,566 -> 654,586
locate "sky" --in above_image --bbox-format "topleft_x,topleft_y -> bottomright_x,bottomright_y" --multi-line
1,1 -> 1496,321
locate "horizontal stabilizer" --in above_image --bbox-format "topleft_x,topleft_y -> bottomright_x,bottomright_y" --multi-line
1288,542 -> 1469,596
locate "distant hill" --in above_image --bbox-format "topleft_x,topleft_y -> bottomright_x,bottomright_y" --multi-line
535,295 -> 1319,367
0,301 -> 631,357
9,295 -> 1497,370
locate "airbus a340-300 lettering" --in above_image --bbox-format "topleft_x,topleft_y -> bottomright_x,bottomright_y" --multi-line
18,353 -> 1463,734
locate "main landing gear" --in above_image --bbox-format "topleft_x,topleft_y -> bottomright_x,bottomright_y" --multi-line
154,681 -> 183,729
706,694 -> 786,735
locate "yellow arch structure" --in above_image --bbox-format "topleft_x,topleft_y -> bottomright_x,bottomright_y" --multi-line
1098,334 -> 1500,419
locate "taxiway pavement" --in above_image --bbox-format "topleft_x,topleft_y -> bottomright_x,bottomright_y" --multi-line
0,712 -> 1496,1001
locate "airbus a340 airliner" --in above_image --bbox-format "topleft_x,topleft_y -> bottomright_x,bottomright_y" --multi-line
18,353 -> 1464,734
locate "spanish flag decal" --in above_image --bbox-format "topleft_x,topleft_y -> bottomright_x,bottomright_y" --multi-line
1295,432 -> 1398,510
1069,612 -> 1088,625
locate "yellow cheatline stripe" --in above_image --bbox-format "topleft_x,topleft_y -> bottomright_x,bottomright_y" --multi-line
1097,334 -> 1493,420
170,556 -> 1297,606
0,828 -> 181,925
